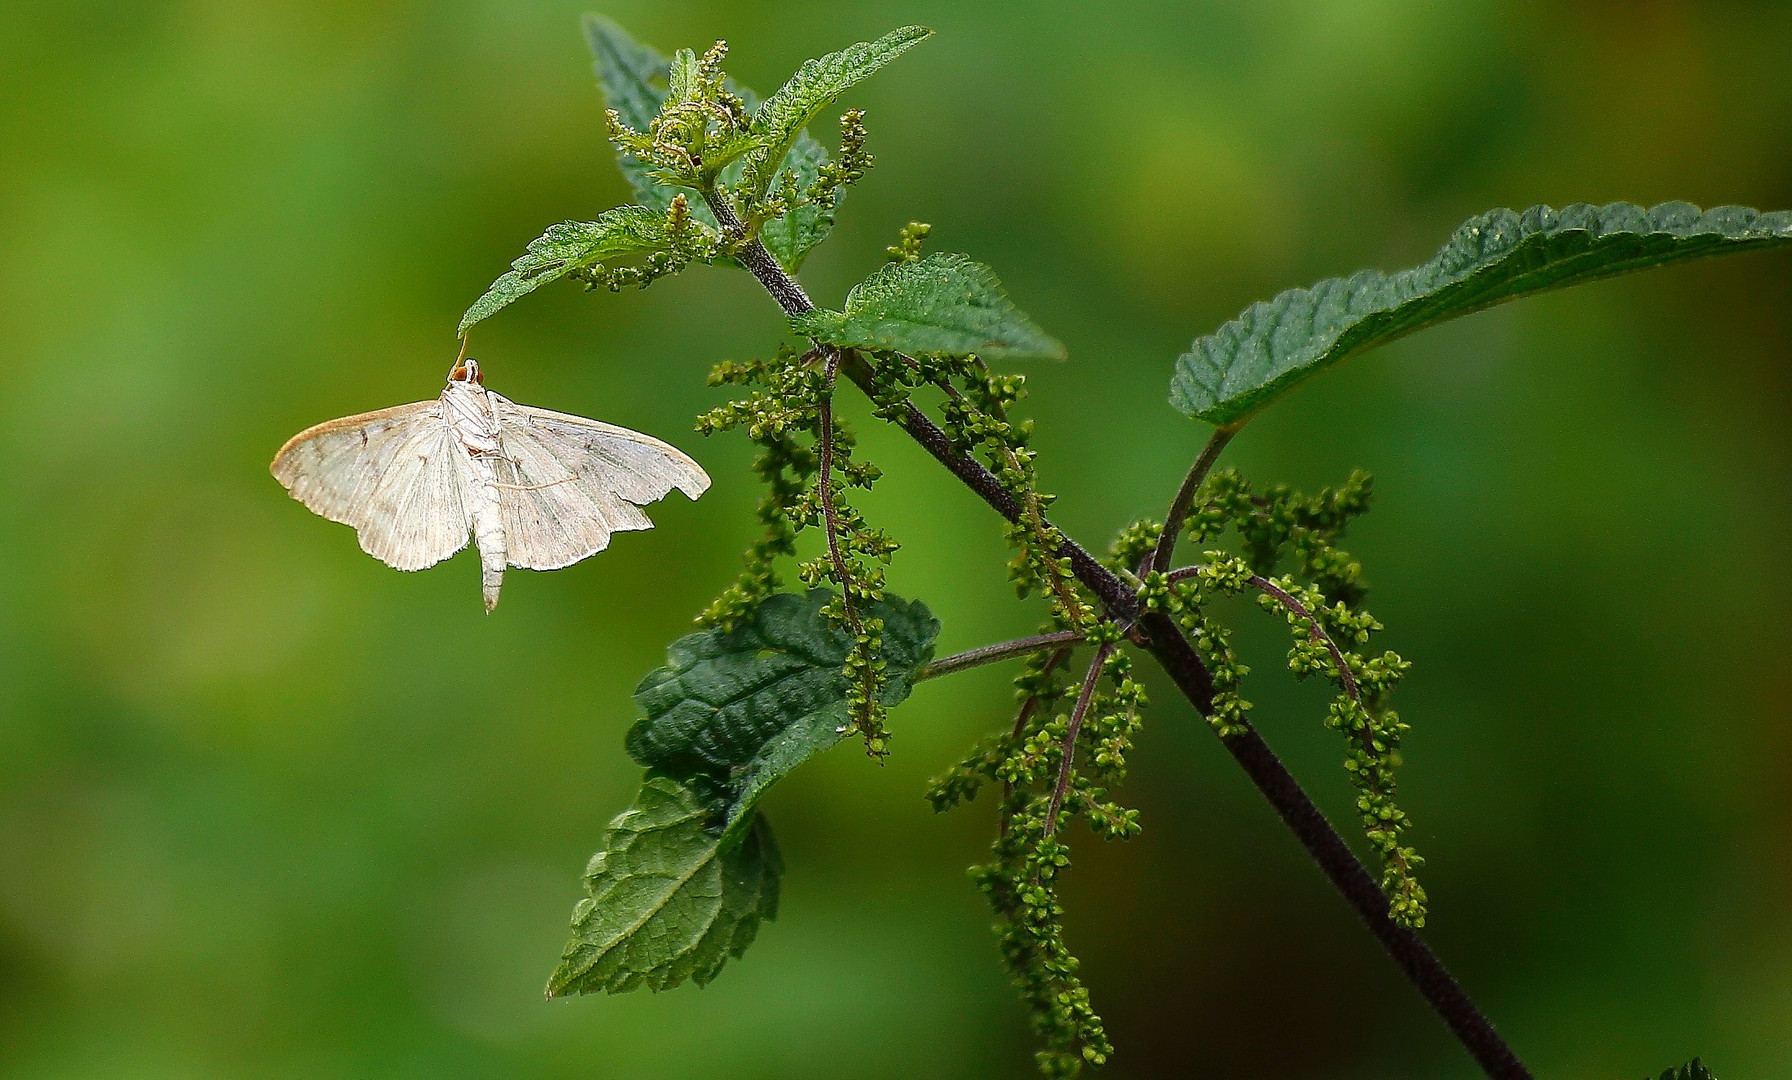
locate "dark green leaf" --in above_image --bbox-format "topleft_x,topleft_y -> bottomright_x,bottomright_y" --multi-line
582,15 -> 686,216
583,16 -> 842,268
626,590 -> 939,833
457,207 -> 671,335
1170,201 -> 1792,427
791,253 -> 1067,361
742,25 -> 932,197
1652,1060 -> 1715,1080
547,775 -> 781,997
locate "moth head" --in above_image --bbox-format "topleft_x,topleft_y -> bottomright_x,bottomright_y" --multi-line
449,358 -> 485,386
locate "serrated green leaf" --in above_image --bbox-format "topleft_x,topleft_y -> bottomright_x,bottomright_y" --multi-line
742,25 -> 931,197
457,206 -> 670,335
583,16 -> 842,268
791,253 -> 1067,361
1171,201 -> 1792,427
547,775 -> 782,997
625,590 -> 939,833
583,15 -> 687,216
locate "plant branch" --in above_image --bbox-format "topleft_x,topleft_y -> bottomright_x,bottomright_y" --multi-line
917,631 -> 1085,682
723,223 -> 1532,1080
1147,424 -> 1237,575
1046,642 -> 1112,836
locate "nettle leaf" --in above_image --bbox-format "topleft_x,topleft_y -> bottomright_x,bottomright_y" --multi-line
547,775 -> 782,997
457,207 -> 669,335
550,591 -> 936,998
742,25 -> 932,197
584,16 -> 841,269
583,15 -> 687,216
626,590 -> 940,833
792,253 -> 1068,361
1170,201 -> 1792,427
1652,1060 -> 1716,1080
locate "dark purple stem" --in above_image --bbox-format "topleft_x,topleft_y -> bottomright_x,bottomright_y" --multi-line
1045,641 -> 1113,835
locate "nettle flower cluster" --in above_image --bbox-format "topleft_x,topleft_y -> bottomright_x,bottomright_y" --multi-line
451,15 -> 1792,1080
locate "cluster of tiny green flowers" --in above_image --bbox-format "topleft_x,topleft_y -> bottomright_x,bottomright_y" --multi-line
747,110 -> 872,239
695,344 -> 908,753
1187,468 -> 1373,603
1332,649 -> 1424,924
797,416 -> 899,755
884,219 -> 931,263
695,344 -> 822,629
568,194 -> 721,293
1139,559 -> 1256,737
978,812 -> 1113,1079
1170,469 -> 1426,926
920,408 -> 1173,1076
934,357 -> 1096,630
928,637 -> 1140,1078
605,41 -> 751,190
603,40 -> 875,251
1103,518 -> 1161,579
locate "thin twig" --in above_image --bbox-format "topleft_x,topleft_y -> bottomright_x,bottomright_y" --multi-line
1162,566 -> 1360,700
719,217 -> 1533,1080
917,631 -> 1085,682
1045,642 -> 1112,836
1146,425 -> 1238,576
1248,574 -> 1359,701
1001,643 -> 1076,838
1246,574 -> 1415,890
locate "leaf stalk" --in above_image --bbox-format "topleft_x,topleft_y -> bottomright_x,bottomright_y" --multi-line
1147,424 -> 1237,575
916,631 -> 1085,682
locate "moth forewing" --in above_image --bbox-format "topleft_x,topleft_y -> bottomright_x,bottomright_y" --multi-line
270,401 -> 475,572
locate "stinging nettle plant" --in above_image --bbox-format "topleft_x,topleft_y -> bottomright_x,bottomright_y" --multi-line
453,18 -> 1792,1079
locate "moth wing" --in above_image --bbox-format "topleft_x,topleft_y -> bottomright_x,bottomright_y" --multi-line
271,401 -> 472,571
492,397 -> 710,571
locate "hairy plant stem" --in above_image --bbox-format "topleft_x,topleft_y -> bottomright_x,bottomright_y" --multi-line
1147,424 -> 1237,575
1046,642 -> 1113,836
709,191 -> 1531,1080
917,631 -> 1085,682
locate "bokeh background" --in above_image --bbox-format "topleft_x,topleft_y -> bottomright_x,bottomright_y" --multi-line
4,1 -> 1791,1077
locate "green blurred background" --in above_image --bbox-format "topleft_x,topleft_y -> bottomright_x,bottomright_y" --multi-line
4,1 -> 1791,1077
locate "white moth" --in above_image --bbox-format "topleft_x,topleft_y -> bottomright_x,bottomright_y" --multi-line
271,358 -> 709,612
